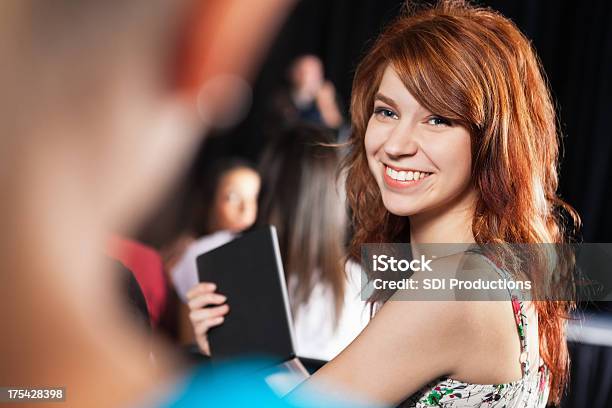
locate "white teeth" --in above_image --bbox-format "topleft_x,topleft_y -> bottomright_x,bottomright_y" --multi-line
386,166 -> 430,181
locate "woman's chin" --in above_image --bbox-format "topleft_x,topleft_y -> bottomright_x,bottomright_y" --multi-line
381,198 -> 423,217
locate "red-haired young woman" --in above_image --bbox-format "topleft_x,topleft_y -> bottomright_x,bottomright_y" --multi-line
294,1 -> 579,407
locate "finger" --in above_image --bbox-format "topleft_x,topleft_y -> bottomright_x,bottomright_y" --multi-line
190,308 -> 228,331
186,282 -> 217,299
189,304 -> 230,323
188,293 -> 227,310
194,316 -> 225,335
207,316 -> 225,328
193,320 -> 209,336
193,320 -> 207,335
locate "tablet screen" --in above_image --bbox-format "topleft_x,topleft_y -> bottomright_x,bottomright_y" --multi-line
197,226 -> 297,363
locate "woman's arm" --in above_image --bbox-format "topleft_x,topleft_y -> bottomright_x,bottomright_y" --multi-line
292,298 -> 471,406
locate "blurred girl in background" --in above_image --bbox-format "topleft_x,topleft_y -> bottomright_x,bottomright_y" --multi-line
169,158 -> 260,299
187,124 -> 369,360
193,158 -> 260,237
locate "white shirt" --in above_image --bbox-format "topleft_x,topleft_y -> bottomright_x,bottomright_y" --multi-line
171,230 -> 235,303
290,261 -> 370,361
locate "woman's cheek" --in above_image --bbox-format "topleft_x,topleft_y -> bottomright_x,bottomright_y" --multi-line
364,122 -> 385,159
364,137 -> 380,179
428,134 -> 472,193
446,138 -> 472,184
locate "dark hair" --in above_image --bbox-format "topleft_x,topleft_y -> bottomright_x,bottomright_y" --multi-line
192,157 -> 257,236
257,124 -> 347,323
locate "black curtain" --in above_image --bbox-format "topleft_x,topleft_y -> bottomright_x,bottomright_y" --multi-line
562,341 -> 612,408
484,0 -> 612,243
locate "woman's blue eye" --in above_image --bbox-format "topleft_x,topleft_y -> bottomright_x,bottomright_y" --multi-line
374,107 -> 398,119
427,116 -> 452,126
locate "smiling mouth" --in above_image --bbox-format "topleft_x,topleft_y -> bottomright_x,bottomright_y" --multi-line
384,165 -> 433,182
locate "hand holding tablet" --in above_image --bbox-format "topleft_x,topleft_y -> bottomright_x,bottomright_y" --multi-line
186,282 -> 229,356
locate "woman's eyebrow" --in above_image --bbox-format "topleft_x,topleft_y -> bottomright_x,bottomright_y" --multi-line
374,93 -> 399,111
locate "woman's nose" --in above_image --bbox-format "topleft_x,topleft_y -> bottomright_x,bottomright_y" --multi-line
382,124 -> 419,159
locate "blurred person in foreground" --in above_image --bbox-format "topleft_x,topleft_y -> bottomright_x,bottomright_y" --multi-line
186,124 -> 369,360
0,1 -> 361,407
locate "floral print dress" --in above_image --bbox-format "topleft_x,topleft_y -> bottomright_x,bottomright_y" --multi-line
401,256 -> 550,407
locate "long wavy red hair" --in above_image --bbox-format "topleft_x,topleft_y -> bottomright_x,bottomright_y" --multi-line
343,1 -> 580,404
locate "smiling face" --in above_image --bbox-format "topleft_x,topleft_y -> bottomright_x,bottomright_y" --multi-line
365,65 -> 475,218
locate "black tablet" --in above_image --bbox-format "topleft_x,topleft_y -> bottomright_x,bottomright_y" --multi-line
197,226 -> 297,363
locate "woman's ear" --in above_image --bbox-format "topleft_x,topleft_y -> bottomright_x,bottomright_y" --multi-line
174,0 -> 292,98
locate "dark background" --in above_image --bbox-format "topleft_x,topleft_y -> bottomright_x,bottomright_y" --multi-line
190,0 -> 612,244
